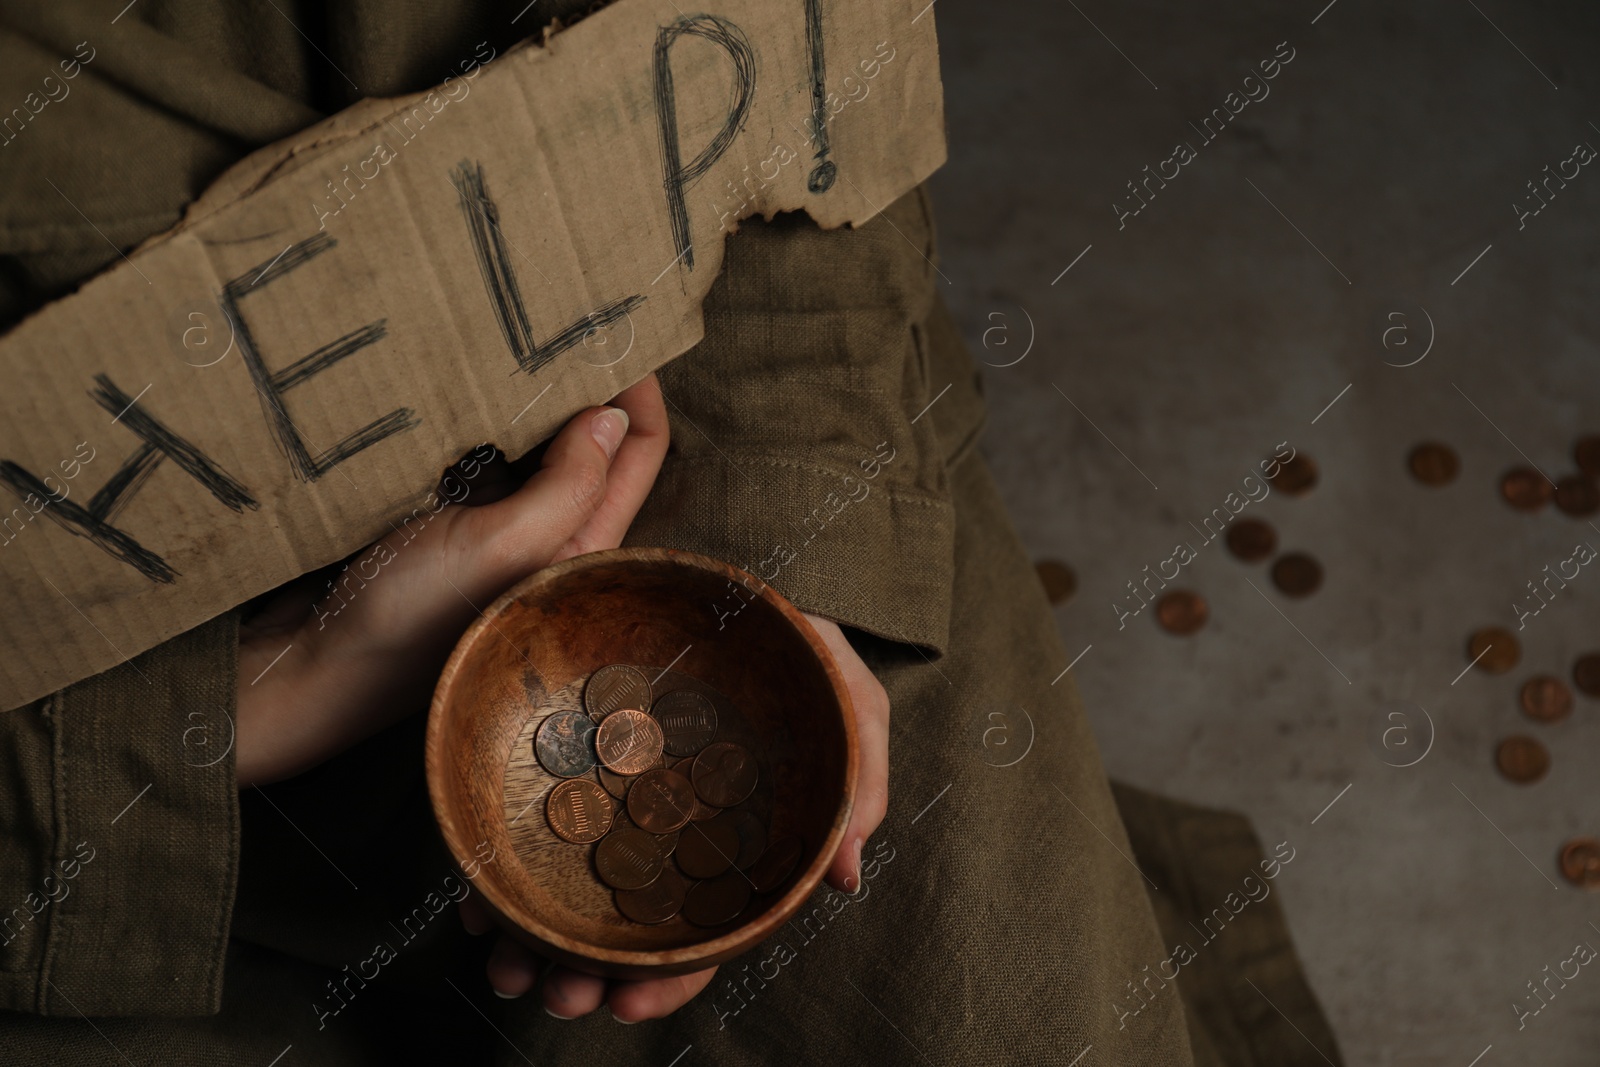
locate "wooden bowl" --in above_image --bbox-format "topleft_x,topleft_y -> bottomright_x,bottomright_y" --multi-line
426,547 -> 858,979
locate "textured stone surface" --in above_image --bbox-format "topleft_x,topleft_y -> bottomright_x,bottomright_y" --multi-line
929,1 -> 1600,1063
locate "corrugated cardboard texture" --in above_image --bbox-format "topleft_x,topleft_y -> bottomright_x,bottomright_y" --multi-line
0,0 -> 945,711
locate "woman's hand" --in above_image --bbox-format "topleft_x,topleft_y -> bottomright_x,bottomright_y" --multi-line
236,374 -> 670,787
237,363 -> 892,1023
806,614 -> 891,897
460,611 -> 891,1022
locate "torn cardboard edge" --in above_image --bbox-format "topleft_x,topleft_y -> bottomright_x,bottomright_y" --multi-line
0,0 -> 945,712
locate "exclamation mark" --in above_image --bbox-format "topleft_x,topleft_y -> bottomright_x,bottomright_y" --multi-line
805,0 -> 836,192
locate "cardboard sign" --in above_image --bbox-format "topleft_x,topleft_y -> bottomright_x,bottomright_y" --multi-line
0,0 -> 945,712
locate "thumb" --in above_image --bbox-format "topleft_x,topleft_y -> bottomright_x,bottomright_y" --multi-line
453,406 -> 628,600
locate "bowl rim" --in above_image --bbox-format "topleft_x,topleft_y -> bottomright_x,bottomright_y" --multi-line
425,545 -> 859,970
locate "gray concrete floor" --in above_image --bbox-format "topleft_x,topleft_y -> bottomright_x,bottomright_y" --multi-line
927,0 -> 1600,1063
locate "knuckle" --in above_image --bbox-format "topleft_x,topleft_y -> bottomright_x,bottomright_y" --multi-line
565,459 -> 608,516
855,678 -> 889,724
560,532 -> 597,559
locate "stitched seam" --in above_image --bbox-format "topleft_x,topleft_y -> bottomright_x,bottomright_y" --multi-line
205,618 -> 243,1012
34,689 -> 66,1014
659,454 -> 951,510
780,591 -> 946,656
943,408 -> 988,468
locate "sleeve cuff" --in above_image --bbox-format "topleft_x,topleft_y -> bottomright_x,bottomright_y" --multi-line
624,453 -> 956,655
619,185 -> 979,657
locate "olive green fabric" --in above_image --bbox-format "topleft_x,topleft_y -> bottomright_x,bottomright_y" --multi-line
0,613 -> 240,1016
623,187 -> 963,655
515,400 -> 1195,1066
1112,783 -> 1345,1067
0,2 -> 1341,1064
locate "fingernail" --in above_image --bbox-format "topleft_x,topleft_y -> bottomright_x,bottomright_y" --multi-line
610,1009 -> 641,1025
494,988 -> 523,1000
545,1005 -> 576,1020
849,839 -> 864,895
591,407 -> 628,459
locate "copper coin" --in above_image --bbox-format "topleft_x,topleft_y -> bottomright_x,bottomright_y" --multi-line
1035,559 -> 1077,605
690,799 -> 722,822
651,690 -> 720,757
670,756 -> 722,821
584,663 -> 653,724
749,835 -> 804,894
1494,735 -> 1549,784
615,867 -> 691,924
626,768 -> 697,834
534,711 -> 598,778
1270,552 -> 1323,598
595,709 -> 664,775
1500,467 -> 1552,512
1155,590 -> 1207,636
731,810 -> 768,870
597,765 -> 634,800
1519,676 -> 1573,723
1554,474 -> 1600,517
675,815 -> 743,879
545,779 -> 615,844
1224,519 -> 1276,563
692,742 -> 759,808
682,871 -> 752,927
1576,436 -> 1600,478
1558,837 -> 1600,890
1269,454 -> 1318,496
1407,442 -> 1459,486
594,827 -> 667,890
611,811 -> 678,855
1574,653 -> 1600,697
1468,627 -> 1520,674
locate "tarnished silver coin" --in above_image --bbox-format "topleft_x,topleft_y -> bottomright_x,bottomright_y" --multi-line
535,710 -> 597,777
